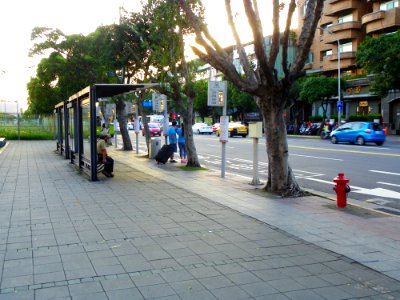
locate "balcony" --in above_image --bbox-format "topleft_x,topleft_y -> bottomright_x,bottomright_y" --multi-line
329,21 -> 362,33
322,28 -> 361,44
322,52 -> 357,71
324,0 -> 363,16
362,8 -> 400,34
362,11 -> 386,24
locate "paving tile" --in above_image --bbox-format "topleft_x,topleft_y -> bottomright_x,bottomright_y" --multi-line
199,275 -> 234,290
226,271 -> 261,285
1,275 -> 33,289
0,290 -> 34,300
131,273 -> 165,287
106,287 -> 144,300
187,266 -> 221,279
313,286 -> 353,300
214,263 -> 247,275
210,285 -> 250,300
267,278 -> 304,293
137,283 -> 177,299
68,281 -> 104,296
160,269 -> 194,283
284,289 -> 325,300
240,282 -> 278,297
72,292 -> 108,300
34,286 -> 70,300
34,271 -> 66,284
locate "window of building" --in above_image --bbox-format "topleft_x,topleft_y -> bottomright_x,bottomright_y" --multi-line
322,50 -> 333,58
339,42 -> 352,53
380,0 -> 399,11
338,14 -> 353,24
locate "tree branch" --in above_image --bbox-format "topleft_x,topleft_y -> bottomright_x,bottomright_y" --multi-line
281,0 -> 296,78
243,0 -> 274,84
290,0 -> 324,79
269,0 -> 280,70
225,0 -> 256,83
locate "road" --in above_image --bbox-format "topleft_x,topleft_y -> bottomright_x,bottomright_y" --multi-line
128,131 -> 400,213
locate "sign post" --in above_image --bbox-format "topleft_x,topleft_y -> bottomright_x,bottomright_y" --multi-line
208,81 -> 228,178
133,103 -> 140,154
337,100 -> 343,124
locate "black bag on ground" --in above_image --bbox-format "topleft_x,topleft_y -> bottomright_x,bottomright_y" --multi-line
155,144 -> 174,164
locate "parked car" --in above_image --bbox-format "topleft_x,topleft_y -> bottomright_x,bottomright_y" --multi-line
142,123 -> 162,137
330,121 -> 386,146
212,123 -> 220,133
217,122 -> 248,138
192,123 -> 213,134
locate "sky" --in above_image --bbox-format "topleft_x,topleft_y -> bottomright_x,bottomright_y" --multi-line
0,0 -> 276,113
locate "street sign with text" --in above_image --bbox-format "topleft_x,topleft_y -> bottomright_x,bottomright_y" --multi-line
208,81 -> 227,107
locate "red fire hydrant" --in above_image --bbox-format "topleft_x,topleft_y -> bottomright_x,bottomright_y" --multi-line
333,173 -> 350,208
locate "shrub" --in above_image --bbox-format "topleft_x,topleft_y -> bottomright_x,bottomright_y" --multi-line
348,114 -> 382,122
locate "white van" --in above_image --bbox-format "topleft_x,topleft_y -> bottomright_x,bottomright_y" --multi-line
146,115 -> 164,124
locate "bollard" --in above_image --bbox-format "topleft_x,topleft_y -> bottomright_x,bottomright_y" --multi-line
333,173 -> 350,208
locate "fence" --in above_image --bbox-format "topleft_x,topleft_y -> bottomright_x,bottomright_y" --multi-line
0,114 -> 56,140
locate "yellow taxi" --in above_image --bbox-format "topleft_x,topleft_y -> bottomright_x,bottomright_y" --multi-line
217,122 -> 248,138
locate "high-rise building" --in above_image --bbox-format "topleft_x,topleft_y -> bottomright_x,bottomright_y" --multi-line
299,0 -> 400,134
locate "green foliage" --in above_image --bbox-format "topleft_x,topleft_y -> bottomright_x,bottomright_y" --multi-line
299,76 -> 338,103
193,79 -> 210,119
228,81 -> 258,115
308,115 -> 323,122
356,31 -> 400,97
348,114 -> 382,122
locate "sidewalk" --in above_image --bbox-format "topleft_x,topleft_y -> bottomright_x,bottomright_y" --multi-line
0,141 -> 399,299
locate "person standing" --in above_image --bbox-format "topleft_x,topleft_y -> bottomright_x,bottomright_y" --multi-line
168,120 -> 178,163
176,123 -> 187,163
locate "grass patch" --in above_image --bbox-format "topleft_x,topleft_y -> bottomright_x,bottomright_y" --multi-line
0,125 -> 55,140
177,166 -> 208,171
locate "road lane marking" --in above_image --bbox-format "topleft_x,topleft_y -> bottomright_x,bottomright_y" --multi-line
291,154 -> 343,161
290,146 -> 400,157
377,182 -> 400,187
352,188 -> 400,200
369,170 -> 400,176
304,178 -> 400,200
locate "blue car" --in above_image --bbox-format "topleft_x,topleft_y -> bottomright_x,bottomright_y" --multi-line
330,122 -> 386,146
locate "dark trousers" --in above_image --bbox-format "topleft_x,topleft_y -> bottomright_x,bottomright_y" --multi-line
98,155 -> 114,173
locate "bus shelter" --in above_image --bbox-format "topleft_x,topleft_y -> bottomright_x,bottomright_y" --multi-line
54,83 -> 158,181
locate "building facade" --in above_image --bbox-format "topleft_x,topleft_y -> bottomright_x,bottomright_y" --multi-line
299,0 -> 400,134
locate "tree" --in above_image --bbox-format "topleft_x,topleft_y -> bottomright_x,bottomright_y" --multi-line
299,76 -> 339,122
356,31 -> 400,97
139,0 -> 203,167
179,0 -> 324,196
193,79 -> 211,122
29,25 -> 146,150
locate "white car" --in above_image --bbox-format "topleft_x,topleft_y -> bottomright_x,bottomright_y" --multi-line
192,123 -> 213,134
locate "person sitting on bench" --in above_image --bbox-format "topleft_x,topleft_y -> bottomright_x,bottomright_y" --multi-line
97,134 -> 114,177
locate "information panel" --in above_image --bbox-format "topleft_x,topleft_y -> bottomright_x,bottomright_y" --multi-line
208,81 -> 227,107
219,116 -> 229,142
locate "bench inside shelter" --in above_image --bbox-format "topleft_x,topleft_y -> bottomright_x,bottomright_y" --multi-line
54,83 -> 158,181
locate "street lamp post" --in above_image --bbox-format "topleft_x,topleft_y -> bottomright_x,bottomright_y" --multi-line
320,27 -> 342,124
336,39 -> 342,124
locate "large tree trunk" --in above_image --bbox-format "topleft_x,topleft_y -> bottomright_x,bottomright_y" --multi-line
181,99 -> 201,167
116,97 -> 133,151
261,94 -> 304,197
